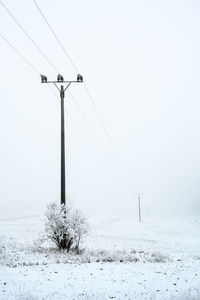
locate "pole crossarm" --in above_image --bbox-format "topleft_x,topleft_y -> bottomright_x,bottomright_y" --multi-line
42,80 -> 82,84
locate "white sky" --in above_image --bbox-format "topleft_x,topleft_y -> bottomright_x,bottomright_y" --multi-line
0,0 -> 200,217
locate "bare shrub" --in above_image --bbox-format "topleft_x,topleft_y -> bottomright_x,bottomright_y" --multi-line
44,202 -> 89,252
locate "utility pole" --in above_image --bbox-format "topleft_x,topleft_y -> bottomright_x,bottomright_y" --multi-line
134,193 -> 144,222
40,73 -> 83,206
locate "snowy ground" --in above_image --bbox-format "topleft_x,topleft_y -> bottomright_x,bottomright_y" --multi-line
0,213 -> 200,299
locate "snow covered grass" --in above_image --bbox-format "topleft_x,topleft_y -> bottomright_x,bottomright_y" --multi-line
10,289 -> 40,300
4,290 -> 200,300
10,289 -> 200,300
0,235 -> 170,267
169,290 -> 200,300
0,214 -> 200,299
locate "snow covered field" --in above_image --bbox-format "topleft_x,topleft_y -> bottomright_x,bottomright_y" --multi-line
0,213 -> 200,299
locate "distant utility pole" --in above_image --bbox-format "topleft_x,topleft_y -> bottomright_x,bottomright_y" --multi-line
134,193 -> 144,222
40,73 -> 83,206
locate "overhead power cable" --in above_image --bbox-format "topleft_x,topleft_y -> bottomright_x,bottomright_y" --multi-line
0,9 -> 132,198
1,38 -> 133,202
0,0 -> 105,156
69,91 -> 107,153
47,88 -> 120,175
0,0 -> 113,167
48,83 -> 107,156
0,1 -> 101,148
0,32 -> 40,75
83,83 -> 116,149
0,31 -> 95,153
32,0 -> 79,74
0,0 -> 59,73
47,85 -> 94,152
31,0 -> 124,168
1,0 -> 131,191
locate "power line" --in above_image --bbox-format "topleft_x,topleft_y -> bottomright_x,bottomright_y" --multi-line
0,13 -> 133,200
47,85 -> 94,152
32,0 -> 79,74
0,0 -> 98,150
2,0 -> 131,191
0,32 -> 40,75
31,0 -> 124,170
83,83 -> 116,149
0,31 -> 95,154
1,1 -> 130,183
46,80 -> 125,198
0,0 -> 59,73
49,82 -> 126,177
0,0 -> 107,159
48,85 -> 116,168
48,77 -> 106,155
46,83 -> 125,189
67,114 -> 94,153
47,82 -> 129,202
48,81 -> 109,158
83,83 -> 130,172
31,0 -> 125,170
0,0 -> 114,169
69,91 -> 107,153
69,90 -> 124,174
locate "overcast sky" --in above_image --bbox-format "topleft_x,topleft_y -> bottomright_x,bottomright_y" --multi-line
0,0 -> 200,218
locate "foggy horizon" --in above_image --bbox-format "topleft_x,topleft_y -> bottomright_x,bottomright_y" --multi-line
0,0 -> 200,218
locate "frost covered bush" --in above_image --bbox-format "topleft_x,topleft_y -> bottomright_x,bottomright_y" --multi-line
44,202 -> 89,252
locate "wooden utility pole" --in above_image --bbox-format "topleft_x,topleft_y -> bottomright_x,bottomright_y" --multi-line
40,74 -> 83,206
134,193 -> 144,222
138,194 -> 142,222
60,85 -> 65,205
